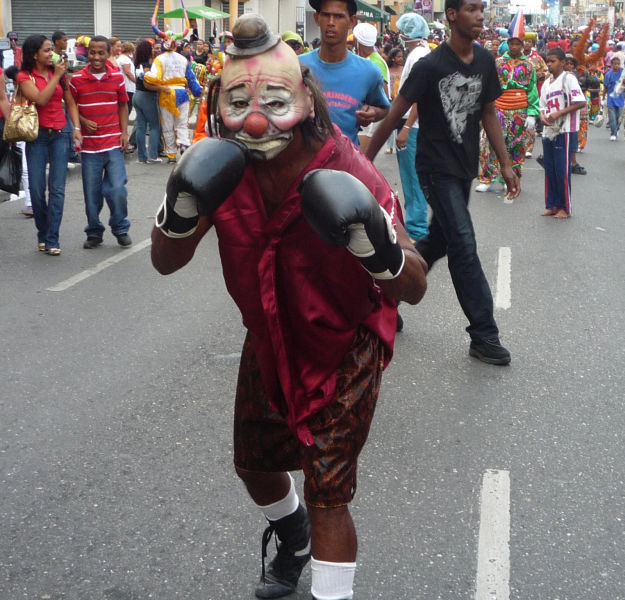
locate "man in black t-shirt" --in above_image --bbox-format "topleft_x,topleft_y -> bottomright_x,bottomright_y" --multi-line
367,0 -> 519,365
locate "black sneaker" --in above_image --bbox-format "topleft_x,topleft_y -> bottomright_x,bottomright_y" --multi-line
255,505 -> 311,599
83,237 -> 103,249
571,164 -> 587,175
115,233 -> 132,247
469,338 -> 511,365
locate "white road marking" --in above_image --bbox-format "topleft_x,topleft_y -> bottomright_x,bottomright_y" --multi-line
494,247 -> 512,310
211,353 -> 242,361
46,238 -> 152,292
475,469 -> 511,600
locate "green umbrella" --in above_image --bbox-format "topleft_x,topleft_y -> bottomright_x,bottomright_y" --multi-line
160,6 -> 229,20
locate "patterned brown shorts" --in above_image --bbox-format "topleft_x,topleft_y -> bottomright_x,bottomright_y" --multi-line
233,327 -> 386,508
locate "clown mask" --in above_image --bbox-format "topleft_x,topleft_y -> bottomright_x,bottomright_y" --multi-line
218,41 -> 314,161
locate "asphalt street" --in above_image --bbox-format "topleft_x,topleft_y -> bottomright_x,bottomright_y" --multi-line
1,125 -> 624,600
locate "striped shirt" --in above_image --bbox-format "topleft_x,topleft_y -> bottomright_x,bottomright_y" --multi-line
69,65 -> 129,153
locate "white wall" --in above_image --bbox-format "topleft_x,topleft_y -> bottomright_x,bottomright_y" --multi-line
257,0 -> 297,34
1,0 -> 11,36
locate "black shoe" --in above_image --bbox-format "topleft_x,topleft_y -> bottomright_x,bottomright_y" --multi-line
536,155 -> 544,169
115,233 -> 132,247
571,164 -> 587,175
469,338 -> 511,365
255,504 -> 311,599
83,237 -> 103,249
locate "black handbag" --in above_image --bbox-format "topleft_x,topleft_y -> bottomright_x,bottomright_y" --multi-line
0,138 -> 23,196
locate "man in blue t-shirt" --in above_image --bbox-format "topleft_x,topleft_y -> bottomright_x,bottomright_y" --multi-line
300,0 -> 389,145
603,57 -> 624,140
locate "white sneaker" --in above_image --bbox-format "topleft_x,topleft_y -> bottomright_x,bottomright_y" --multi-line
147,157 -> 163,163
475,183 -> 490,192
525,151 -> 532,158
10,191 -> 26,201
610,135 -> 616,141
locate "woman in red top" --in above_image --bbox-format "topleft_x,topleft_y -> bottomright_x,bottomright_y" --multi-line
17,35 -> 81,255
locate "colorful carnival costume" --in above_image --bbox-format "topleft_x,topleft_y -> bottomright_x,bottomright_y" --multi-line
144,0 -> 202,161
477,11 -> 538,189
586,68 -> 602,121
570,20 -> 609,153
569,60 -> 589,151
522,33 -> 547,154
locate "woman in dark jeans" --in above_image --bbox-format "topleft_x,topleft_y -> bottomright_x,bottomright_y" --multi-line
133,40 -> 162,164
17,34 -> 81,255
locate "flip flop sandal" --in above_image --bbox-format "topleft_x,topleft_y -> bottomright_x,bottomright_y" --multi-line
46,248 -> 62,256
38,243 -> 46,252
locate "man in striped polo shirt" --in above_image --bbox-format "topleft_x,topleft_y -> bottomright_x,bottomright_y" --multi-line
69,35 -> 132,249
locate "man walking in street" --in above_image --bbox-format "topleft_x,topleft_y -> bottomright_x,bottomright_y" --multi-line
604,56 -> 624,141
299,0 -> 390,146
367,0 -> 519,365
69,36 -> 132,249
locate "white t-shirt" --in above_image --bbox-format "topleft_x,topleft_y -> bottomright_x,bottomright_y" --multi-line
117,54 -> 136,94
540,71 -> 584,138
399,42 -> 430,126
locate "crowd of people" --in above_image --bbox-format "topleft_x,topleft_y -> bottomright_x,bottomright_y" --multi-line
0,24 -> 243,254
2,2 -> 624,599
3,10 -> 621,256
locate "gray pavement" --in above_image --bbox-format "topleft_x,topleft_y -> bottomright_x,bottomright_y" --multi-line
1,125 -> 625,599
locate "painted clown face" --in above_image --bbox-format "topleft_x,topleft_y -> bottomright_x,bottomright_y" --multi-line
219,41 -> 314,160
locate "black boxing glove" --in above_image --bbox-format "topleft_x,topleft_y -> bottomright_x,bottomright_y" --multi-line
299,169 -> 405,280
155,137 -> 248,238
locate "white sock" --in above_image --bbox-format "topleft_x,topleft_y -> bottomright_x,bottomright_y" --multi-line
256,473 -> 299,522
310,557 -> 356,600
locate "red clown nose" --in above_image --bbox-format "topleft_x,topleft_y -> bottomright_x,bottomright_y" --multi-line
244,113 -> 269,138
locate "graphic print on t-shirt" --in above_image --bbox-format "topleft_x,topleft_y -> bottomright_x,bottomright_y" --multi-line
438,72 -> 483,143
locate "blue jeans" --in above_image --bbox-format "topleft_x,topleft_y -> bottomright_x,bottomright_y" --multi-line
396,127 -> 428,241
608,105 -> 623,136
81,149 -> 130,239
26,128 -> 69,249
415,173 -> 499,341
133,90 -> 161,161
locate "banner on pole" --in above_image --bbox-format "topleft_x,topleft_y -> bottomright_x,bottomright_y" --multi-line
548,0 -> 560,27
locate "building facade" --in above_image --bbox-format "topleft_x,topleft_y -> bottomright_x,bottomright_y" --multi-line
0,0 -> 297,44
